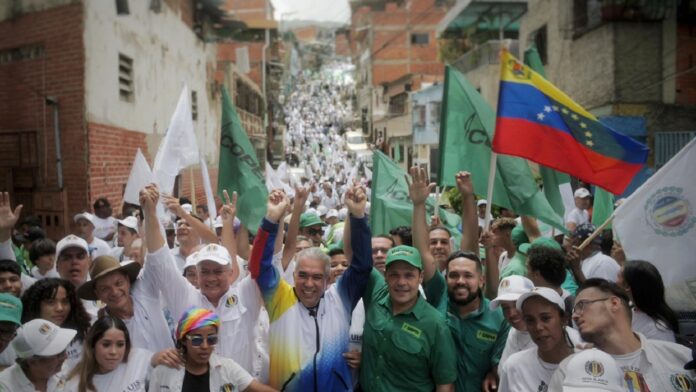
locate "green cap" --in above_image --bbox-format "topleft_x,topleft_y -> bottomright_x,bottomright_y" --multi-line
385,245 -> 423,270
300,212 -> 323,228
0,293 -> 22,326
511,226 -> 529,247
519,236 -> 562,255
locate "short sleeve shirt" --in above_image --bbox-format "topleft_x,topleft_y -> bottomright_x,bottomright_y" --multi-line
360,269 -> 457,391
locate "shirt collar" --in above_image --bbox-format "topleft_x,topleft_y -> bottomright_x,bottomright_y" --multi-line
378,293 -> 426,320
448,296 -> 488,320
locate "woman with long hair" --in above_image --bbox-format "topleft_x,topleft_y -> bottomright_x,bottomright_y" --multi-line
21,278 -> 91,368
149,307 -> 275,392
499,288 -> 577,392
60,316 -> 154,392
617,259 -> 678,342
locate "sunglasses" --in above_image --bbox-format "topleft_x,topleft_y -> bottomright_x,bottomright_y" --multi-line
307,228 -> 324,236
186,334 -> 218,347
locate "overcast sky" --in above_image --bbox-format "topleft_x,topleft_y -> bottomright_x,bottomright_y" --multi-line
271,0 -> 350,24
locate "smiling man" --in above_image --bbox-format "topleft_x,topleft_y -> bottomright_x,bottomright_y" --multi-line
249,185 -> 372,391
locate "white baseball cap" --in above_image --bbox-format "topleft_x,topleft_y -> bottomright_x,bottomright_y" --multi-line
562,349 -> 624,391
117,216 -> 138,232
516,286 -> 566,312
490,276 -> 535,310
55,235 -> 89,258
574,187 -> 591,198
12,319 -> 77,359
194,244 -> 231,266
317,205 -> 328,217
477,199 -> 488,207
73,212 -> 95,225
183,252 -> 198,272
181,204 -> 193,214
213,216 -> 223,229
326,209 -> 339,219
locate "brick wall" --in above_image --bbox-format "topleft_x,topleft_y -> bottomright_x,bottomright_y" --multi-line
0,2 -> 86,225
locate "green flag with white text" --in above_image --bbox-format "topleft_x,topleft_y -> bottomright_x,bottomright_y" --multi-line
217,87 -> 268,233
438,65 -> 566,233
370,151 -> 461,244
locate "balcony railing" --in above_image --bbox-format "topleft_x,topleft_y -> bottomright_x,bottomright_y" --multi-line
452,40 -> 519,74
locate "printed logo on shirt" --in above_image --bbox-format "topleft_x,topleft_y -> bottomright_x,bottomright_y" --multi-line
623,370 -> 651,392
476,330 -> 497,342
670,373 -> 694,392
226,295 -> 238,307
401,323 -> 422,338
584,360 -> 604,377
220,383 -> 238,392
536,380 -> 548,392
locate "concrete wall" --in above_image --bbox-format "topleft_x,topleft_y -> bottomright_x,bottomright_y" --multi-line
0,0 -> 74,20
83,0 -> 220,163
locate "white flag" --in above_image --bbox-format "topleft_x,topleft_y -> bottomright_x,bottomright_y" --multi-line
123,149 -> 155,205
200,158 -> 217,224
153,86 -> 199,195
614,137 -> 696,310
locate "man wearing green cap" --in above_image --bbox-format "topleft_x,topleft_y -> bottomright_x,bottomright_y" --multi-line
360,245 -> 457,391
409,167 -> 508,392
299,212 -> 325,248
0,293 -> 21,370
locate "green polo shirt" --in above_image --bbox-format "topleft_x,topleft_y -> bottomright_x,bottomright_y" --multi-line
424,272 -> 510,392
499,251 -> 527,279
360,269 -> 457,391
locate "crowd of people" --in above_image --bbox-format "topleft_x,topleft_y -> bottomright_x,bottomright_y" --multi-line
0,65 -> 693,392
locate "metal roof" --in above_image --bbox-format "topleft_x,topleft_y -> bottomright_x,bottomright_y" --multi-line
437,0 -> 527,35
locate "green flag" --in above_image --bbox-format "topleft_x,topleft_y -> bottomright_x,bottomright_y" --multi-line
592,187 -> 614,229
370,151 -> 461,244
438,65 -> 566,233
217,88 -> 268,233
524,46 -> 574,219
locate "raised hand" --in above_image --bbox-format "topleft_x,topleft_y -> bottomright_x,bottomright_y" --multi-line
345,184 -> 367,218
294,184 -> 310,209
162,194 -> 186,218
0,192 -> 22,233
455,171 -> 474,198
406,166 -> 434,206
139,184 -> 160,216
220,190 -> 238,224
266,189 -> 289,223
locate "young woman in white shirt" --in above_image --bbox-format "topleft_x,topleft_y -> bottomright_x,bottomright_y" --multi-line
149,307 -> 275,392
499,287 -> 575,392
59,316 -> 156,392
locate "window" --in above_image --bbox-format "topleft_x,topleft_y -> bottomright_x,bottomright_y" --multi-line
532,25 -> 548,65
389,93 -> 407,116
191,90 -> 198,121
118,54 -> 134,101
429,102 -> 441,125
116,0 -> 129,15
413,105 -> 426,127
411,33 -> 429,45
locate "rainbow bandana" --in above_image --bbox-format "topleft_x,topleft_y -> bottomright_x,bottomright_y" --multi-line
176,307 -> 221,341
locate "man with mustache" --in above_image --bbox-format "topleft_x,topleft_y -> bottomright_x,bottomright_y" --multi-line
409,167 -> 509,392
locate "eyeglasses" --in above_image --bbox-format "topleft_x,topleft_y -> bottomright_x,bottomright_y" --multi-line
307,228 -> 324,236
572,297 -> 612,315
186,334 -> 218,347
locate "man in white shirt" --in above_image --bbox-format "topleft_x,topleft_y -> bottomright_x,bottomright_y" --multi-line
566,223 -> 620,284
110,216 -> 140,262
92,197 -> 117,244
565,187 -> 591,232
73,212 -> 111,258
142,184 -> 261,374
549,278 -> 695,391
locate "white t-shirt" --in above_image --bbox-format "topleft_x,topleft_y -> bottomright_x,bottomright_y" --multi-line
631,309 -> 676,343
92,215 -> 117,243
56,348 -> 152,392
499,327 -> 582,369
31,266 -> 60,280
581,252 -> 620,282
88,237 -> 111,259
498,251 -> 511,272
499,346 -> 562,392
149,353 -> 253,392
565,208 -> 589,226
0,362 -> 62,392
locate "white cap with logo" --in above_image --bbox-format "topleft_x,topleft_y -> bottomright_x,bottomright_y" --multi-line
490,276 -> 535,310
55,234 -> 89,258
562,348 -> 624,392
194,244 -> 231,266
73,212 -> 95,225
12,319 -> 77,359
574,187 -> 591,198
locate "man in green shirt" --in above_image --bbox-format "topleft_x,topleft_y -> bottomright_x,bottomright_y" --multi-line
409,167 -> 509,392
360,245 -> 457,392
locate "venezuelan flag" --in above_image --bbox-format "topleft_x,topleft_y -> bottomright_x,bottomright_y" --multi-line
492,50 -> 648,194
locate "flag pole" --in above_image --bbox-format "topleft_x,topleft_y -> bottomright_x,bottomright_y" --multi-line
189,167 -> 197,209
484,152 -> 497,230
576,213 -> 615,250
434,186 -> 440,220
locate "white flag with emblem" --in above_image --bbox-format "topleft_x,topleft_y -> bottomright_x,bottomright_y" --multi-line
613,137 -> 696,310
